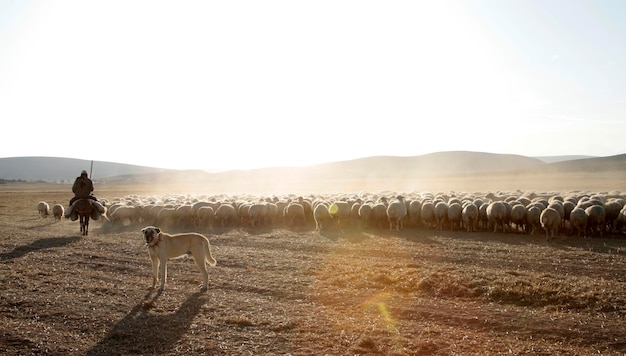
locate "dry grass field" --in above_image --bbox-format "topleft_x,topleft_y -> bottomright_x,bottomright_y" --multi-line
2,177 -> 626,355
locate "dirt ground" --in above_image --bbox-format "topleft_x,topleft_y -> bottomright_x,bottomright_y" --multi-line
1,183 -> 626,355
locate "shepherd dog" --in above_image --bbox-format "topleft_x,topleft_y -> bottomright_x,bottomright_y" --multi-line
141,226 -> 217,291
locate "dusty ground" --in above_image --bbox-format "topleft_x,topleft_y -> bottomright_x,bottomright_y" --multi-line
1,184 -> 626,355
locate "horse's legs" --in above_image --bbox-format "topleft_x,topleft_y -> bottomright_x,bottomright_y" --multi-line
80,215 -> 89,236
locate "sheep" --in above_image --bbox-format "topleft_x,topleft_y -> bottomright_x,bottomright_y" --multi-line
526,205 -> 542,235
313,203 -> 331,232
358,203 -> 373,229
563,200 -> 576,226
265,202 -> 280,226
408,199 -> 422,228
371,203 -> 388,229
52,204 -> 64,222
462,203 -> 478,232
509,204 -> 527,233
585,205 -> 606,237
350,202 -> 362,227
604,199 -> 624,232
109,206 -> 140,226
569,207 -> 588,238
420,201 -> 436,229
215,204 -> 238,228
155,207 -> 178,227
248,203 -> 269,228
329,201 -> 351,230
486,201 -> 508,233
446,202 -> 463,231
284,203 -> 306,228
238,203 -> 252,226
540,207 -> 561,240
297,197 -> 314,226
478,202 -> 489,230
196,206 -> 214,229
175,205 -> 195,227
434,201 -> 448,230
616,206 -> 626,231
548,201 -> 565,228
37,201 -> 50,218
386,196 -> 407,231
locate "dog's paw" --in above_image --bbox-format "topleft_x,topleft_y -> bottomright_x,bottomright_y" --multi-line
200,285 -> 208,292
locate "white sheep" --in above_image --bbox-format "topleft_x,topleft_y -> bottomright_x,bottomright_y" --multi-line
358,203 -> 373,229
526,205 -> 542,235
386,196 -> 407,231
420,201 -> 436,229
604,199 -> 624,232
313,203 -> 331,232
155,207 -> 178,227
329,201 -> 351,230
434,201 -> 448,230
175,205 -> 195,227
486,201 -> 507,233
37,201 -> 49,218
540,207 -> 561,240
284,203 -> 306,228
408,199 -> 422,228
462,203 -> 478,232
52,204 -> 64,222
109,206 -> 140,226
446,202 -> 463,231
585,205 -> 606,237
197,206 -> 215,229
569,207 -> 588,238
215,204 -> 238,228
509,204 -> 527,233
371,203 -> 388,229
248,203 -> 269,228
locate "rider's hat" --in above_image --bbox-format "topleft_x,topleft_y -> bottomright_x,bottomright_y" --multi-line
81,170 -> 88,176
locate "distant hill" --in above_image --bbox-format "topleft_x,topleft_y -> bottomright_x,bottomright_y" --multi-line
545,154 -> 626,173
2,152 -> 625,192
534,155 -> 595,163
0,157 -> 170,182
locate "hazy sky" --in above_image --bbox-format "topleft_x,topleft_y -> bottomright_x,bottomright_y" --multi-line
1,0 -> 625,171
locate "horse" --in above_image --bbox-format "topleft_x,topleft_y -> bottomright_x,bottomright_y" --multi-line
74,199 -> 95,236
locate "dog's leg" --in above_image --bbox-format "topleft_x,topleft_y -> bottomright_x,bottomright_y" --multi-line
150,254 -> 159,289
158,257 -> 167,290
192,253 -> 209,291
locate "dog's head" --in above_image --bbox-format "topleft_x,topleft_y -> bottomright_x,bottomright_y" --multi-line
141,226 -> 161,245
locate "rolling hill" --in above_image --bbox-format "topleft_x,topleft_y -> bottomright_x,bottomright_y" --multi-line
1,152 -> 625,193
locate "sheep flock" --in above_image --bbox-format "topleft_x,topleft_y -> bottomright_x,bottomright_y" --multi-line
75,189 -> 626,240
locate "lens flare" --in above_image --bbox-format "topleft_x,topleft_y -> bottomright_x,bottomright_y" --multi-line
360,291 -> 398,334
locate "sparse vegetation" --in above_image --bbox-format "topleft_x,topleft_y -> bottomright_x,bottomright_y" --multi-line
1,185 -> 626,355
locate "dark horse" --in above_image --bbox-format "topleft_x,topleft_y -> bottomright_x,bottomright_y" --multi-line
74,199 -> 94,236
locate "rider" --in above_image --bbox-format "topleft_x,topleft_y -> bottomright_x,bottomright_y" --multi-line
64,170 -> 105,220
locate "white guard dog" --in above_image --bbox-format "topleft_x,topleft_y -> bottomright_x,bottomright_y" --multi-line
141,226 -> 217,291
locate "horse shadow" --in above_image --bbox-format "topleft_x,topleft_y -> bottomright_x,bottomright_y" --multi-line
85,290 -> 208,355
0,236 -> 81,261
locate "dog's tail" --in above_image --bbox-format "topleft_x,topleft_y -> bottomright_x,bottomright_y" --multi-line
205,240 -> 217,267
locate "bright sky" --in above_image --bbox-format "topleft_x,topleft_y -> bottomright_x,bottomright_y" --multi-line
1,0 -> 625,171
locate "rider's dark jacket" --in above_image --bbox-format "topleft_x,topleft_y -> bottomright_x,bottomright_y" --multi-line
72,176 -> 94,199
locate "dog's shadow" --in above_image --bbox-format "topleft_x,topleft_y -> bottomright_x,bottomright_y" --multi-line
86,290 -> 207,355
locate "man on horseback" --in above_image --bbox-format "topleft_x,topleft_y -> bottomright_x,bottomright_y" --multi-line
64,170 -> 106,220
